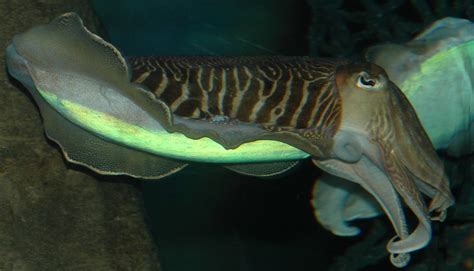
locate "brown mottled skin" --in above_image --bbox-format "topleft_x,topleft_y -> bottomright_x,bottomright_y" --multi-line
129,56 -> 345,134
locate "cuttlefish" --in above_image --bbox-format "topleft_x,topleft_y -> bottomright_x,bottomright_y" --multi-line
5,13 -> 454,267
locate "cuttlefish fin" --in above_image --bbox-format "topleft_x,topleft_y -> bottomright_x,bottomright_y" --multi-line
13,12 -> 129,84
224,161 -> 300,177
33,86 -> 187,179
14,12 -> 174,130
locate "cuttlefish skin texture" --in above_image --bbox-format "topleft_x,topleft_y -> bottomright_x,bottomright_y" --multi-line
5,13 -> 454,267
128,55 -> 345,157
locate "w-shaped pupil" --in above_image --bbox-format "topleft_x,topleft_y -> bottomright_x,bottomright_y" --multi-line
360,75 -> 376,87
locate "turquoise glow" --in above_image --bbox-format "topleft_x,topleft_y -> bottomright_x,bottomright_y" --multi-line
39,89 -> 310,163
398,40 -> 474,150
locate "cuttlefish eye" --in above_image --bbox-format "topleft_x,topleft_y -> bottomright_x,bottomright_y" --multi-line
356,72 -> 382,90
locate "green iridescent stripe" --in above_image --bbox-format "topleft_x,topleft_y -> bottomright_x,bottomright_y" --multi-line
401,40 -> 474,98
39,89 -> 310,163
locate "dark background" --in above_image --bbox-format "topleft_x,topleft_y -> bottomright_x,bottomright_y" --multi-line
92,0 -> 310,56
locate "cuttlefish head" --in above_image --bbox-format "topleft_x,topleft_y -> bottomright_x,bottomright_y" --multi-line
313,62 -> 454,267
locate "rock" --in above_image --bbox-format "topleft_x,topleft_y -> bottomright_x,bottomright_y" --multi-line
0,1 -> 160,270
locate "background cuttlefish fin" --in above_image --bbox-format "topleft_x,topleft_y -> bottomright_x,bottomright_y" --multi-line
366,17 -> 474,157
224,161 -> 300,177
34,84 -> 187,179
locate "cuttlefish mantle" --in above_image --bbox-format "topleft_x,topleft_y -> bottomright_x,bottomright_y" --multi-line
5,12 -> 311,173
6,13 -> 454,267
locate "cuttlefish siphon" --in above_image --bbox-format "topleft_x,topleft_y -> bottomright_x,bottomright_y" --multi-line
5,12 -> 454,267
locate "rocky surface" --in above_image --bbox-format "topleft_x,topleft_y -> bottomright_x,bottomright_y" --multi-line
0,1 -> 160,270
